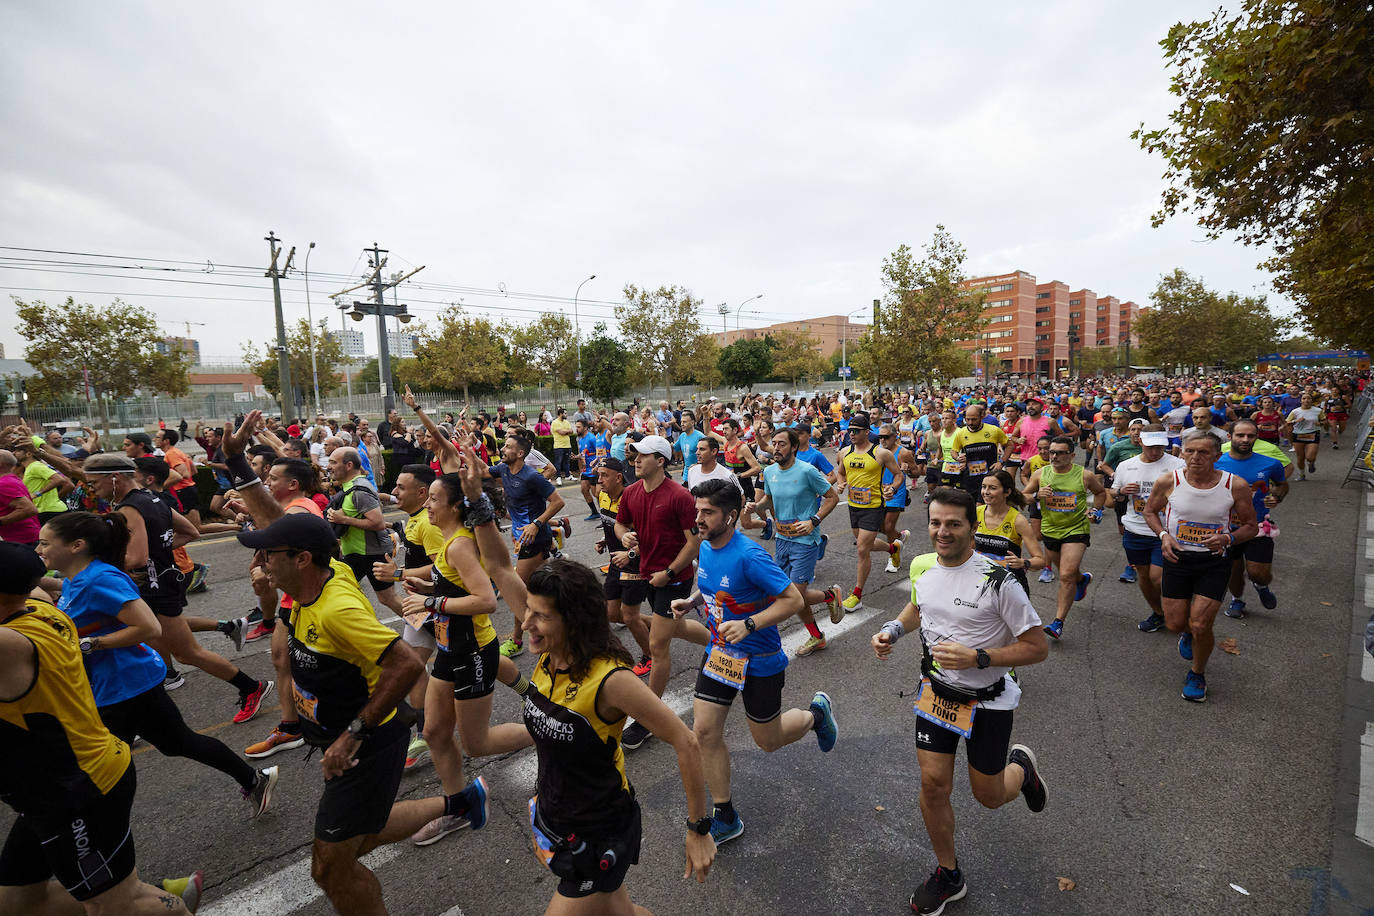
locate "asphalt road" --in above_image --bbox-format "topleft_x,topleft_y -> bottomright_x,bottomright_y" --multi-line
6,460 -> 1369,915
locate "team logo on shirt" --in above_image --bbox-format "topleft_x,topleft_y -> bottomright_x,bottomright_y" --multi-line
719,575 -> 730,588
564,682 -> 579,702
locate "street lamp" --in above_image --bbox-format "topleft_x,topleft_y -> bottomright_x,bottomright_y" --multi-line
717,302 -> 730,337
303,241 -> 322,417
573,274 -> 595,397
841,306 -> 868,382
734,293 -> 763,333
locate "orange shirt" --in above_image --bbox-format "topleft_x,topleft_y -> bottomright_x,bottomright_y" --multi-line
164,446 -> 195,492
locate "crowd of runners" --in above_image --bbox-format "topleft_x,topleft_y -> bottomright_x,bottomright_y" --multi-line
0,367 -> 1368,915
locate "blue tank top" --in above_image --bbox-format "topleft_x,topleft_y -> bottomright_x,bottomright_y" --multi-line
57,560 -> 166,707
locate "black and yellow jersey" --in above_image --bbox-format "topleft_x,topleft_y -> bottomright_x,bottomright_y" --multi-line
524,654 -> 634,838
286,558 -> 402,746
842,445 -> 884,509
0,600 -> 129,816
403,508 -> 446,563
975,504 -> 1023,559
598,490 -> 640,574
952,423 -> 1008,478
431,528 -> 495,653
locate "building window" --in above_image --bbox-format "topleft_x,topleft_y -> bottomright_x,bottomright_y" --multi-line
986,298 -> 1012,309
987,314 -> 1014,324
1036,334 -> 1050,341
1070,311 -> 1081,319
1035,306 -> 1050,314
1036,292 -> 1051,300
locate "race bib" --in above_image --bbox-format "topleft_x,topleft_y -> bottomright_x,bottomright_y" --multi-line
1167,423 -> 1183,435
913,678 -> 977,738
1131,496 -> 1146,514
702,643 -> 749,689
1043,490 -> 1078,513
849,485 -> 873,505
528,796 -> 556,869
967,460 -> 988,476
292,683 -> 320,723
1176,519 -> 1221,545
941,460 -> 961,475
595,446 -> 608,457
776,520 -> 809,538
916,451 -> 929,462
433,616 -> 451,651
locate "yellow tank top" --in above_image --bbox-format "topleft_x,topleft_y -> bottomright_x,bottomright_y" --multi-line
843,445 -> 884,508
433,527 -> 496,650
975,504 -> 1023,559
0,600 -> 129,814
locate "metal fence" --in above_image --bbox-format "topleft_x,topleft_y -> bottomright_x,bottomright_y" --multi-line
1341,387 -> 1374,489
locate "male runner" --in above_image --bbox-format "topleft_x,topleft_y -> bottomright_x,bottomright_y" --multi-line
950,404 -> 1009,504
1110,429 -> 1185,634
325,447 -> 404,622
1144,431 -> 1257,702
877,425 -> 914,573
836,412 -> 904,614
871,488 -> 1049,915
574,417 -> 602,520
673,410 -> 706,481
674,479 -> 838,844
1216,419 -> 1287,619
687,435 -> 742,493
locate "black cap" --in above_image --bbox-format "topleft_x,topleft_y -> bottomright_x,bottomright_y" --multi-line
0,543 -> 47,594
599,456 -> 627,476
237,514 -> 337,561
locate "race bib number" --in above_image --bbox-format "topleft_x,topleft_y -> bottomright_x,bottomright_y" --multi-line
916,451 -> 929,462
1176,520 -> 1220,545
1167,423 -> 1183,435
1043,490 -> 1078,513
528,796 -> 556,870
967,460 -> 988,476
292,683 -> 320,723
702,643 -> 749,689
941,460 -> 961,476
777,520 -> 808,538
849,485 -> 873,505
433,615 -> 451,651
913,678 -> 977,738
1131,496 -> 1146,514
595,446 -> 608,457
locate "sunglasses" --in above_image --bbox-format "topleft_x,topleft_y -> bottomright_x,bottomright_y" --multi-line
1048,449 -> 1072,456
255,547 -> 300,558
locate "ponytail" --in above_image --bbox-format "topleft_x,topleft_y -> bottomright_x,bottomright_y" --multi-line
45,511 -> 131,568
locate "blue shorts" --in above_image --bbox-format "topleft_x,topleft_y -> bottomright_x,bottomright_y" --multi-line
774,537 -> 819,586
1121,530 -> 1163,568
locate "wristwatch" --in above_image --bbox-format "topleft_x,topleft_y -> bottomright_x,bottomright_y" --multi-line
809,515 -> 821,528
345,717 -> 372,740
975,649 -> 992,669
627,548 -> 639,559
685,815 -> 713,835
79,637 -> 95,655
744,616 -> 757,633
665,566 -> 678,579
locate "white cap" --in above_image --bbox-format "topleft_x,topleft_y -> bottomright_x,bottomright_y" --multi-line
628,434 -> 671,459
1140,431 -> 1169,447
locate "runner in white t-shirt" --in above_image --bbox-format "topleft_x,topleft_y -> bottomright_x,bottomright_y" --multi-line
1110,429 -> 1185,634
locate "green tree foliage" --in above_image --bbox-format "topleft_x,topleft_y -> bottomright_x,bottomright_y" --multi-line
868,228 -> 987,388
769,329 -> 830,387
581,323 -> 631,408
681,336 -> 722,391
14,296 -> 191,439
1136,269 -> 1292,370
244,318 -> 345,408
510,313 -> 579,407
717,338 -> 774,391
1075,346 -> 1124,377
352,356 -> 419,395
615,284 -> 708,403
1133,1 -> 1374,349
411,306 -> 509,404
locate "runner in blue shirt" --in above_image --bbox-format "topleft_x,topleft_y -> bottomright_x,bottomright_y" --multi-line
1216,419 -> 1288,619
673,411 -> 707,479
576,418 -> 606,520
672,478 -> 838,846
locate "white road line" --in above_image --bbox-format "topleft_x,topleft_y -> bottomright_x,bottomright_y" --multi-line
200,594 -> 894,915
1363,652 -> 1374,684
1366,574 -> 1374,609
1358,723 -> 1374,848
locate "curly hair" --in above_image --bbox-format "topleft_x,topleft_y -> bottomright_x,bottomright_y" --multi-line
526,559 -> 633,681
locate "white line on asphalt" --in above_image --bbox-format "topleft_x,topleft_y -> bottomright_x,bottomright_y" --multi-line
1357,723 -> 1374,848
1366,573 -> 1374,609
1363,652 -> 1374,684
439,907 -> 466,916
199,592 -> 895,915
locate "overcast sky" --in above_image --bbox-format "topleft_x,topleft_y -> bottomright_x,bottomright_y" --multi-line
1,1 -> 1287,366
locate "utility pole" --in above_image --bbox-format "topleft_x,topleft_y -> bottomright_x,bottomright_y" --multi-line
265,231 -> 296,419
335,244 -> 423,416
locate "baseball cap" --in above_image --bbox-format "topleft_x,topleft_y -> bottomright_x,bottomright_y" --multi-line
1140,431 -> 1169,447
0,543 -> 47,594
237,513 -> 337,560
599,456 -> 627,476
83,453 -> 138,474
1128,418 -> 1147,427
628,435 -> 671,459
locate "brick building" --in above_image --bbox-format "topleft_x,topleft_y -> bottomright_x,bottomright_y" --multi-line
713,314 -> 870,357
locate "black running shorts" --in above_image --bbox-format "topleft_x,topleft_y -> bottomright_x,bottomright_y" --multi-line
430,638 -> 500,701
604,568 -> 648,606
1162,551 -> 1232,602
314,718 -> 407,843
693,664 -> 785,723
549,803 -> 642,899
343,553 -> 394,591
1229,535 -> 1274,565
915,706 -> 1014,776
848,505 -> 885,533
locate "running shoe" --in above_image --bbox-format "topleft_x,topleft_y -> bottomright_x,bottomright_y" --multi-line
499,638 -> 524,658
405,735 -> 431,770
1308,462 -> 1316,473
761,518 -> 775,541
1178,632 -> 1193,661
842,593 -> 864,614
1043,619 -> 1064,640
621,721 -> 652,751
795,635 -> 827,657
1256,586 -> 1277,610
632,656 -> 653,677
244,621 -> 275,643
1074,571 -> 1092,602
1137,613 -> 1165,633
827,585 -> 845,624
243,766 -> 278,817
245,606 -> 264,624
884,558 -> 901,573
1119,564 -> 1137,584
1225,598 -> 1247,619
709,809 -> 745,845
1182,670 -> 1207,703
1008,744 -> 1047,813
555,476 -> 563,485
411,814 -> 469,846
233,680 -> 274,725
558,516 -> 572,539
162,872 -> 204,913
222,617 -> 248,652
911,864 -> 967,915
584,511 -> 601,521
818,533 -> 828,560
163,670 -> 185,691
464,777 -> 489,830
188,562 -> 210,594
1037,568 -> 1055,584
245,726 -> 304,758
810,691 -> 838,752
553,531 -> 564,555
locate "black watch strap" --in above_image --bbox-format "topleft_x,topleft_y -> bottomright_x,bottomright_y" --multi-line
686,815 -> 712,835
744,616 -> 757,633
976,649 -> 992,669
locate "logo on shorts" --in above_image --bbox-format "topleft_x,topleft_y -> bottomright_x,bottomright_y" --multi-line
917,731 -> 932,744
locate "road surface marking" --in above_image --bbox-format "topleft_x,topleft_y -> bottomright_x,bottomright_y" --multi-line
1358,723 -> 1374,848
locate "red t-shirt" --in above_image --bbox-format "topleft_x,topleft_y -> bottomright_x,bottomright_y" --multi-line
616,477 -> 696,583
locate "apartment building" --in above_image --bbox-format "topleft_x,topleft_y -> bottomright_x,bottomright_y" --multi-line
713,314 -> 870,357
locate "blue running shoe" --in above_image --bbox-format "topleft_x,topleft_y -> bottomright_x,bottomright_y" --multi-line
1043,619 -> 1064,640
583,512 -> 601,522
1138,613 -> 1165,633
1225,598 -> 1247,619
1038,567 -> 1055,584
1119,564 -> 1137,584
1256,586 -> 1277,610
709,810 -> 745,845
818,533 -> 828,561
761,518 -> 775,541
1182,670 -> 1206,703
810,691 -> 838,753
1178,632 -> 1193,661
1074,572 -> 1092,602
463,777 -> 489,830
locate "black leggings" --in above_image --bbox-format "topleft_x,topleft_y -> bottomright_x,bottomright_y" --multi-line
100,685 -> 257,790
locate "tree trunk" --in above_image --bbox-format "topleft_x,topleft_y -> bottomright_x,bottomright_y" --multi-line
663,371 -> 673,407
463,382 -> 470,406
97,395 -> 112,449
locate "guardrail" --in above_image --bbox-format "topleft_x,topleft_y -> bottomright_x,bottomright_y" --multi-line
1340,388 -> 1374,489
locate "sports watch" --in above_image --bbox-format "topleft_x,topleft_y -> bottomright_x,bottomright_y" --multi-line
744,616 -> 757,633
975,649 -> 992,669
685,816 -> 712,835
346,717 -> 373,740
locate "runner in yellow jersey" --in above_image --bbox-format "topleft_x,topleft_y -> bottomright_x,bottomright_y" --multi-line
835,412 -> 904,614
975,470 -> 1046,591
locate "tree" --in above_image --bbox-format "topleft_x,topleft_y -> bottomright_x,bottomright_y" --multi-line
681,335 -> 722,392
580,323 -> 630,408
868,228 -> 987,389
244,318 -> 345,410
1133,1 -> 1374,350
615,285 -> 708,403
411,305 -> 509,404
353,356 -> 418,395
769,329 -> 830,387
717,338 -> 773,391
14,296 -> 191,440
1135,269 -> 1292,370
1075,346 -> 1124,377
510,313 -> 579,408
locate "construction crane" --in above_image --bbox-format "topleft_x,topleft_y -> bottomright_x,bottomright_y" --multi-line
161,320 -> 207,337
